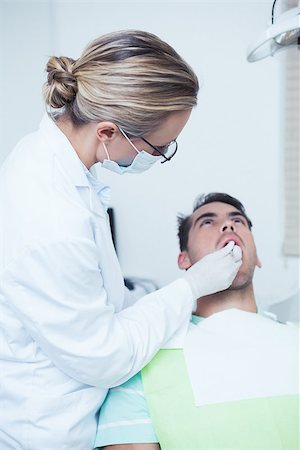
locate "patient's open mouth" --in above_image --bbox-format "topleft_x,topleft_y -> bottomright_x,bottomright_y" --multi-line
218,235 -> 243,250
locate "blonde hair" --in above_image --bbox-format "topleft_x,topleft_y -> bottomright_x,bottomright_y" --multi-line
44,30 -> 199,136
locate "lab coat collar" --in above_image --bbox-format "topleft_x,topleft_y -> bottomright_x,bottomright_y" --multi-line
40,114 -> 110,216
81,164 -> 111,210
40,113 -> 89,188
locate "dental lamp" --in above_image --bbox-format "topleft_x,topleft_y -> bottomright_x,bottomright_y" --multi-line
247,0 -> 300,62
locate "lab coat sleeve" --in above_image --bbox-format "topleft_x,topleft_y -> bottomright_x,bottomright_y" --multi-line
122,285 -> 140,308
1,238 -> 193,387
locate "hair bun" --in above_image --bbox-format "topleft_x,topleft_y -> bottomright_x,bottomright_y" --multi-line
44,56 -> 78,109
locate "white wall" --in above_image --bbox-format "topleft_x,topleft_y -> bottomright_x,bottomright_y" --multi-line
0,1 -> 298,313
0,5 -> 3,152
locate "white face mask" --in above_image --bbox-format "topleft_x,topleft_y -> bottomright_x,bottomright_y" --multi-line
101,128 -> 163,175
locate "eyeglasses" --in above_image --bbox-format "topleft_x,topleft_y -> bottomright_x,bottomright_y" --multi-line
140,137 -> 178,164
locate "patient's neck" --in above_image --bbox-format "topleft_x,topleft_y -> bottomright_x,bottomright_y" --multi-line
194,284 -> 257,318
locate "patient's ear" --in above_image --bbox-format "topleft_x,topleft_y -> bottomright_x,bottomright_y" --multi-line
178,251 -> 192,270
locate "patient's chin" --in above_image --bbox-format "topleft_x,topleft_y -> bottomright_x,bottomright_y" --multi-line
229,272 -> 252,290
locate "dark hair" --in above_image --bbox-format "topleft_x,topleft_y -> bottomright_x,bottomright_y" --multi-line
177,192 -> 253,251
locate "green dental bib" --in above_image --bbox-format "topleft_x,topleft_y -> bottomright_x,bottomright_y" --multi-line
142,349 -> 299,450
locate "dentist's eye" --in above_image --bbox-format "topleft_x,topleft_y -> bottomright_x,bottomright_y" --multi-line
156,145 -> 168,154
151,149 -> 164,156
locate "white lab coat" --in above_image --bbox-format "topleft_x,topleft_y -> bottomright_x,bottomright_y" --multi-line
0,115 -> 193,450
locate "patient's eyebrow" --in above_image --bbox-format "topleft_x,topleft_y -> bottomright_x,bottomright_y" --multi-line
228,211 -> 247,220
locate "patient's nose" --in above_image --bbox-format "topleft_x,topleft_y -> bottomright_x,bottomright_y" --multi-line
221,221 -> 235,233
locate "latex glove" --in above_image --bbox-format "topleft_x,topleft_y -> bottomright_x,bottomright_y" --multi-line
183,241 -> 242,300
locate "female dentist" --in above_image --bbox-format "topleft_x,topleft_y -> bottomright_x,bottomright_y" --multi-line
0,30 -> 241,449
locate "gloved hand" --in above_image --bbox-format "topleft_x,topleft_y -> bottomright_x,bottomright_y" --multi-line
183,241 -> 242,300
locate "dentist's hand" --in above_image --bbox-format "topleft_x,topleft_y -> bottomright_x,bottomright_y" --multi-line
183,241 -> 242,300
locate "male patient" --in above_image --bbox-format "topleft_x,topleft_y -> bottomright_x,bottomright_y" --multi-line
95,192 -> 299,450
